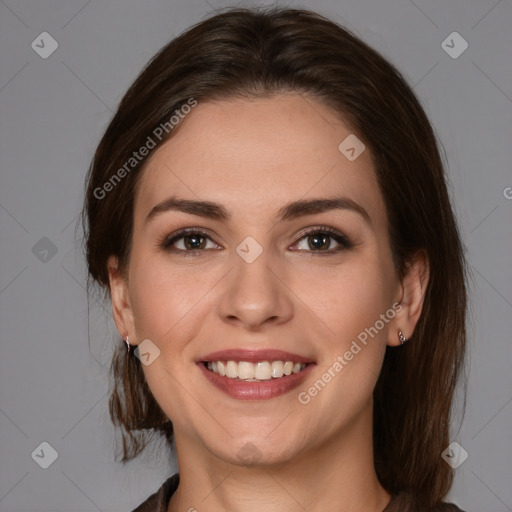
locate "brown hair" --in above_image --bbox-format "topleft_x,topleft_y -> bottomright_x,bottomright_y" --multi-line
82,6 -> 468,507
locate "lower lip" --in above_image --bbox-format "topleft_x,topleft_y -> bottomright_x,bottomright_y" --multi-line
198,362 -> 315,400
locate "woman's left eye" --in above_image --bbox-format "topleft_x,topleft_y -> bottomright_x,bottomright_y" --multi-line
291,227 -> 352,253
160,226 -> 352,256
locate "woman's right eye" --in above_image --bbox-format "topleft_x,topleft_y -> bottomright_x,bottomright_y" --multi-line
161,229 -> 220,256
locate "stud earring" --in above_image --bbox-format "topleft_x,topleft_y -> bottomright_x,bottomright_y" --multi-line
398,330 -> 407,345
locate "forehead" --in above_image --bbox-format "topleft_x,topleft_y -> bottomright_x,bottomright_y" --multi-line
135,94 -> 385,226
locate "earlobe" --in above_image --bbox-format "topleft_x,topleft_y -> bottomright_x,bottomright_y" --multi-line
388,249 -> 430,346
107,255 -> 136,343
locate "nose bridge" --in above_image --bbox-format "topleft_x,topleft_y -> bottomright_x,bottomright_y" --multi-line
217,240 -> 293,329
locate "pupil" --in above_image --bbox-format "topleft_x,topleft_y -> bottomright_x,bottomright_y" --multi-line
309,234 -> 328,250
185,234 -> 205,250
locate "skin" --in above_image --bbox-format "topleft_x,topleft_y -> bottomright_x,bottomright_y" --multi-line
108,93 -> 429,512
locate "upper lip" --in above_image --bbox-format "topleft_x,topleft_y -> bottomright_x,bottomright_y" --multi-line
198,349 -> 315,364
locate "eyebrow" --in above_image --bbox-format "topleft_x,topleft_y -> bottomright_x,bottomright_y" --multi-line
146,195 -> 371,226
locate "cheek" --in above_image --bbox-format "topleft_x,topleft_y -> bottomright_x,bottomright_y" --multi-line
127,247 -> 210,341
306,259 -> 394,343
306,274 -> 392,420
305,252 -> 395,401
126,260 -> 201,421
128,266 -> 177,340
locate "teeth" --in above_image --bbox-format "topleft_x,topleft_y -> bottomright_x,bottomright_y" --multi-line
205,360 -> 307,381
283,361 -> 293,375
255,361 -> 271,380
225,360 -> 238,379
238,361 -> 255,380
271,361 -> 284,378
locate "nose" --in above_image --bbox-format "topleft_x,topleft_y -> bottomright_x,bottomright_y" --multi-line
217,249 -> 294,331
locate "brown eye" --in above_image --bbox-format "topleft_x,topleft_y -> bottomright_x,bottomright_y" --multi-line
161,229 -> 219,254
291,227 -> 352,254
306,233 -> 331,251
182,233 -> 207,250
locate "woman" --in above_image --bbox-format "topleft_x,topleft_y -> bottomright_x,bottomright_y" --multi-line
83,7 -> 468,512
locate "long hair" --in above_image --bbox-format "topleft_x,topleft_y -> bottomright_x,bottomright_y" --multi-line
82,7 -> 468,508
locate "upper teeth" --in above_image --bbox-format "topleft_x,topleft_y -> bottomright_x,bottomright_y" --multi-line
206,360 -> 306,380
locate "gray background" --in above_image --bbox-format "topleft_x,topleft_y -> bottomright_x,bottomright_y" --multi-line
1,0 -> 511,511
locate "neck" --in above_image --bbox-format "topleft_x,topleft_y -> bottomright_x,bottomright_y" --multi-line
168,405 -> 391,512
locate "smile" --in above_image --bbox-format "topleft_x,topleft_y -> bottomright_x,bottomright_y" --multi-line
197,349 -> 315,400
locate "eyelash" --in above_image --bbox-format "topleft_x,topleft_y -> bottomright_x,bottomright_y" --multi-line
160,225 -> 353,257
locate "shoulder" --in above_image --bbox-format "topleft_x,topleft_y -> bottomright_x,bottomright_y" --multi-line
131,473 -> 180,512
437,505 -> 467,512
385,491 -> 467,512
129,478 -> 467,512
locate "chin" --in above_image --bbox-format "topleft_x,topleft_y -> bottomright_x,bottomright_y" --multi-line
211,437 -> 302,468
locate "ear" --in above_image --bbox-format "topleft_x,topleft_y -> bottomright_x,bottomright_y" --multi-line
107,255 -> 136,346
387,249 -> 430,347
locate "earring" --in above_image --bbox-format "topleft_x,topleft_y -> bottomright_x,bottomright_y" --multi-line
125,335 -> 133,354
398,330 -> 407,345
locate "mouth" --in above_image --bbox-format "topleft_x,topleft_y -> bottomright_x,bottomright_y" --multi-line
197,349 -> 315,400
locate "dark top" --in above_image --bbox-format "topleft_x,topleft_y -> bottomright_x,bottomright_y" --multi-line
131,473 -> 467,512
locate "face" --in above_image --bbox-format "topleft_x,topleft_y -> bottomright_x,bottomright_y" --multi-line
110,93 -> 411,467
